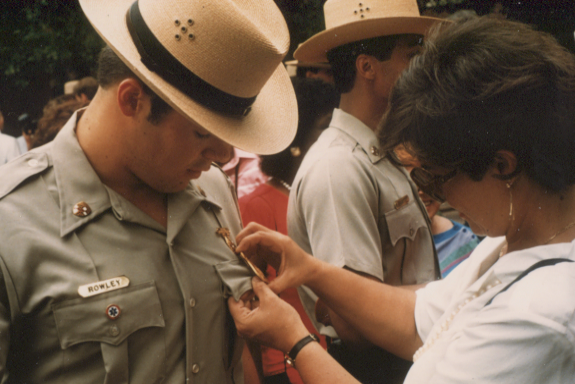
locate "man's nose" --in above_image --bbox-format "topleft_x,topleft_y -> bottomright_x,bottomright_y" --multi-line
202,137 -> 233,164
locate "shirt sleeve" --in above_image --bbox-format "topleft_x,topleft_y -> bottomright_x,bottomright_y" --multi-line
0,259 -> 11,381
294,149 -> 384,280
428,309 -> 575,383
414,258 -> 471,342
2,136 -> 21,164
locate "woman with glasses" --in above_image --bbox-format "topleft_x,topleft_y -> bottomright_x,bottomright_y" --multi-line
228,16 -> 575,384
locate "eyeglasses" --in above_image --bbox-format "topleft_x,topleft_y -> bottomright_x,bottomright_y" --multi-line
410,167 -> 457,203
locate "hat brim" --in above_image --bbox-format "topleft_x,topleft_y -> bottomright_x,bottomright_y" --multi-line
294,16 -> 445,63
80,0 -> 297,155
284,60 -> 332,70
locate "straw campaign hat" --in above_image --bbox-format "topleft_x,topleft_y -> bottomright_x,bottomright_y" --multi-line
79,0 -> 297,155
295,0 -> 444,63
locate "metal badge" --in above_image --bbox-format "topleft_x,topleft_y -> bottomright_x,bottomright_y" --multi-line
78,276 -> 130,298
73,201 -> 92,217
216,228 -> 269,283
106,304 -> 121,320
394,195 -> 410,210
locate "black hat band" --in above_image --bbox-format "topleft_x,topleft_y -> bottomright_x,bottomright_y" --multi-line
126,1 -> 256,117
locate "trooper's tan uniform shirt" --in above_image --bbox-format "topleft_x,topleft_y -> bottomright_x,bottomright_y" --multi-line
288,108 -> 440,337
0,112 -> 253,383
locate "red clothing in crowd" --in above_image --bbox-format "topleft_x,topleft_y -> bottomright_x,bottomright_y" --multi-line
222,148 -> 268,199
238,183 -> 327,383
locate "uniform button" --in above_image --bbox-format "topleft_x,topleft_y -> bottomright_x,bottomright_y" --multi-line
27,159 -> 39,167
370,146 -> 380,156
197,186 -> 206,197
110,325 -> 120,337
410,228 -> 415,236
191,363 -> 200,374
189,298 -> 196,308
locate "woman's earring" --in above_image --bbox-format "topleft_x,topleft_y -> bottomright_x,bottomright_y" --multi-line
506,181 -> 514,220
290,147 -> 301,157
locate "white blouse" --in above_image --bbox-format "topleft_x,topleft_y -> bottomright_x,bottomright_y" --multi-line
407,237 -> 575,383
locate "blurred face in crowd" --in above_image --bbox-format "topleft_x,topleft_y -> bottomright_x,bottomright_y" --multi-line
372,37 -> 422,104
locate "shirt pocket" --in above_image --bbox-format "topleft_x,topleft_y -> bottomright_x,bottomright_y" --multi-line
52,281 -> 166,384
385,200 -> 428,246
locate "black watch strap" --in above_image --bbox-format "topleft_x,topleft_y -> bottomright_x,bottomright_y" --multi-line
285,334 -> 319,368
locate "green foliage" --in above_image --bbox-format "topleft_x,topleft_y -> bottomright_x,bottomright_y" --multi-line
420,0 -> 467,7
274,0 -> 326,58
0,0 -> 104,88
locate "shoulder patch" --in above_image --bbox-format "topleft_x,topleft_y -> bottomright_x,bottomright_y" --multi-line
0,151 -> 51,200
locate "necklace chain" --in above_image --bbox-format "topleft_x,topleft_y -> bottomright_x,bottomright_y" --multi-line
273,177 -> 291,191
545,220 -> 575,244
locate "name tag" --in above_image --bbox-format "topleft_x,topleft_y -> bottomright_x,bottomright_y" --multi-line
78,276 -> 130,298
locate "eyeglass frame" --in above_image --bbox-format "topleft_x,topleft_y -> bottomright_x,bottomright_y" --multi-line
410,167 -> 458,203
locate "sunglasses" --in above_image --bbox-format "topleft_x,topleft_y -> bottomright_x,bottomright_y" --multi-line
410,167 -> 457,203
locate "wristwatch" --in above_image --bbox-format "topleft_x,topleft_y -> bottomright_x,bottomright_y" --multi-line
284,334 -> 320,368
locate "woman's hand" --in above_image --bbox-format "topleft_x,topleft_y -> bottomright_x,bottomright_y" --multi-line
236,222 -> 321,294
229,277 -> 309,353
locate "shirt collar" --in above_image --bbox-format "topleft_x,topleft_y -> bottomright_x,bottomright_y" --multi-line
52,111 -> 222,238
52,111 -> 113,237
329,108 -> 384,164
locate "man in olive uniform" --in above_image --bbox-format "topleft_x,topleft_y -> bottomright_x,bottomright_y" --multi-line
0,0 -> 296,383
288,0 -> 442,383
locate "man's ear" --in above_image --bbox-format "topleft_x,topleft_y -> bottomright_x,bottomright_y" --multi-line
117,78 -> 147,118
493,150 -> 518,179
356,54 -> 377,81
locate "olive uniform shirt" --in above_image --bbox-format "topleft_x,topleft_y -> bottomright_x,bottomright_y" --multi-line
0,112 -> 253,383
288,108 -> 440,337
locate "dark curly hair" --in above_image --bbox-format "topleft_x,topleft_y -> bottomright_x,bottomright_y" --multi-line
379,16 -> 575,193
260,78 -> 339,181
31,98 -> 90,149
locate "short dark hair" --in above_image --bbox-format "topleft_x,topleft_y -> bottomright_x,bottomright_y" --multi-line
379,16 -> 575,193
260,78 -> 339,180
327,34 -> 422,93
97,46 -> 173,124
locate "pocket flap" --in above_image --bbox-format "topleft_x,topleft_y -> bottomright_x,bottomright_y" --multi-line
386,201 -> 428,246
52,281 -> 165,348
214,260 -> 253,301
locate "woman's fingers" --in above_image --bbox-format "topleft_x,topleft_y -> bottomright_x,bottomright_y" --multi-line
236,230 -> 285,272
236,222 -> 271,244
236,230 -> 284,255
229,277 -> 309,352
